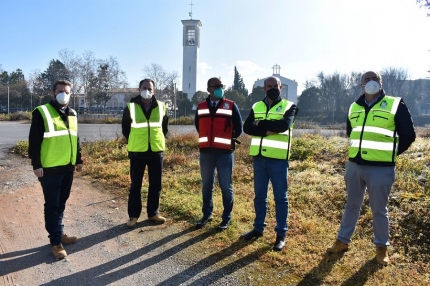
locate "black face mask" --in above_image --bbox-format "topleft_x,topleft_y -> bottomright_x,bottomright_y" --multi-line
266,88 -> 280,100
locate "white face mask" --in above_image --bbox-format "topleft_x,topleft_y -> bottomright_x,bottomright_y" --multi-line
140,90 -> 152,99
364,80 -> 380,95
56,92 -> 70,105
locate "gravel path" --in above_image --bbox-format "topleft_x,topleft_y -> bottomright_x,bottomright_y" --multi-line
0,149 -> 277,286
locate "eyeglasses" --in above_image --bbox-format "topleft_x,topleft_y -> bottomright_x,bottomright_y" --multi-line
209,84 -> 225,89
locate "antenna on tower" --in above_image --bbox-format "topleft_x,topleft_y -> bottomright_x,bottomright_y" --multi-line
189,0 -> 194,19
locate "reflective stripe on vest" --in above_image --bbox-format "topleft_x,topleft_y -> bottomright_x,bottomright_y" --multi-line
348,95 -> 400,162
37,104 -> 78,168
127,101 -> 166,152
249,99 -> 293,159
197,99 -> 234,149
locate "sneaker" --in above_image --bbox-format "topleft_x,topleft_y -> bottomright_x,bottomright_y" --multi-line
52,244 -> 67,259
196,216 -> 213,229
376,246 -> 389,266
241,229 -> 263,241
273,235 -> 286,251
61,234 -> 77,245
217,219 -> 230,230
127,217 -> 138,228
148,214 -> 166,224
327,239 -> 349,253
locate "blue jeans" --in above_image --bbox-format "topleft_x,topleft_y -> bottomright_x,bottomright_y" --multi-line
199,152 -> 234,221
253,155 -> 289,237
128,157 -> 163,218
38,171 -> 74,246
337,161 -> 395,247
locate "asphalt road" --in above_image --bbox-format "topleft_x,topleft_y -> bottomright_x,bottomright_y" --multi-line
0,122 -> 196,153
0,121 -> 344,155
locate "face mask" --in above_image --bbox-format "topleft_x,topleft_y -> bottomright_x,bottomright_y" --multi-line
364,80 -> 380,95
213,88 -> 224,99
266,88 -> 280,100
140,89 -> 152,99
56,92 -> 70,105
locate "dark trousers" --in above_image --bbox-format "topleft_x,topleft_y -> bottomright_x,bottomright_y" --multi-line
39,171 -> 74,246
128,157 -> 163,218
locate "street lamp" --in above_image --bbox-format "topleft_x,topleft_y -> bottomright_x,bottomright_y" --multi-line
0,81 -> 9,114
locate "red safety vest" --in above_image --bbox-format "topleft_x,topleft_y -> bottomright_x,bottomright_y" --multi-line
197,99 -> 234,150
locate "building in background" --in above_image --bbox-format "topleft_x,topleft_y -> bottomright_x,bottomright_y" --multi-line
181,16 -> 201,100
253,64 -> 298,104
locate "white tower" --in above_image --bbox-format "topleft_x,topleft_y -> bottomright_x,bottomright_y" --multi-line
181,17 -> 201,99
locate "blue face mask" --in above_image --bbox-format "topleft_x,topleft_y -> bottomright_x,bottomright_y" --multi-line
213,88 -> 224,99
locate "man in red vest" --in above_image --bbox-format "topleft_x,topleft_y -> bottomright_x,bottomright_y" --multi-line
194,77 -> 243,230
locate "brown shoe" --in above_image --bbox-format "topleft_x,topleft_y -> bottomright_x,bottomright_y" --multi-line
52,244 -> 67,259
327,239 -> 349,253
376,246 -> 389,266
61,234 -> 77,245
148,214 -> 166,224
126,217 -> 138,228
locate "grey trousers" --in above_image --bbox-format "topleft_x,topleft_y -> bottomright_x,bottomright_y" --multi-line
337,161 -> 395,247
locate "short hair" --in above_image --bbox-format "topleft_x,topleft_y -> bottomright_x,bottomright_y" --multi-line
264,76 -> 281,87
361,71 -> 381,83
207,77 -> 221,87
139,78 -> 155,89
53,80 -> 72,92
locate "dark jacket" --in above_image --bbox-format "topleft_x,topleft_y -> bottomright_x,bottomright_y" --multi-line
194,96 -> 243,154
122,95 -> 169,159
28,100 -> 83,173
347,90 -> 416,166
243,97 -> 299,137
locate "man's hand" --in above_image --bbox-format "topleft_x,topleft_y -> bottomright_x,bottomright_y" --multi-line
33,168 -> 43,177
76,164 -> 83,172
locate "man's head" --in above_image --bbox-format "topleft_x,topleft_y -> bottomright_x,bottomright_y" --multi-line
207,77 -> 225,101
264,76 -> 282,101
361,71 -> 382,96
52,80 -> 72,107
139,78 -> 155,100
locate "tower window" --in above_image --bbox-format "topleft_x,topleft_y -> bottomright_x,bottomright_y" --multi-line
186,26 -> 195,46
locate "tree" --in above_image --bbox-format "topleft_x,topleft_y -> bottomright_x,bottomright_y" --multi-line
87,57 -> 127,109
39,60 -> 71,95
0,69 -> 32,111
416,0 -> 430,15
58,49 -> 82,108
232,66 -> 248,97
246,86 -> 265,108
178,98 -> 193,117
297,86 -> 322,117
224,89 -> 246,109
79,51 -> 97,108
191,91 -> 207,106
143,63 -> 179,101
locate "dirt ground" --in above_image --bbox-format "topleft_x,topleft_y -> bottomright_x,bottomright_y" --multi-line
0,150 -> 261,286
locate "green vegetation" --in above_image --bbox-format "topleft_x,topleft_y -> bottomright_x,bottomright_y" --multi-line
13,129 -> 430,285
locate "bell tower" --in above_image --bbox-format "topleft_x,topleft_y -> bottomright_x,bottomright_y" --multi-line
181,5 -> 201,99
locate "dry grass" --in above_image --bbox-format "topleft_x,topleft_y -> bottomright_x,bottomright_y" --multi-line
13,129 -> 430,285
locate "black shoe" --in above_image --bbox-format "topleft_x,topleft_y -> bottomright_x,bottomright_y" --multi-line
196,216 -> 212,229
217,219 -> 230,230
273,235 -> 285,251
241,229 -> 263,241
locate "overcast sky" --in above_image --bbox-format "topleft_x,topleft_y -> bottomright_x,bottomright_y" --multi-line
1,0 -> 429,96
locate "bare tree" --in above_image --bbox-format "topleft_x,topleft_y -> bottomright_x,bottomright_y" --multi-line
143,63 -> 179,101
59,49 -> 83,109
78,51 -> 97,108
416,0 -> 430,15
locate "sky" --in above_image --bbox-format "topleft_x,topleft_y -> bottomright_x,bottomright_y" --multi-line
1,0 -> 429,96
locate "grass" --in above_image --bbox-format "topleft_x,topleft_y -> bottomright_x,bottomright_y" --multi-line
12,127 -> 430,285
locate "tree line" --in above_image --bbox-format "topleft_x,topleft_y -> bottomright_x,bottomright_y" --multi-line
1,52 -> 429,123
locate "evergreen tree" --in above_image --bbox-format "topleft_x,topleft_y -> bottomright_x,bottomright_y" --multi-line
232,66 -> 248,98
